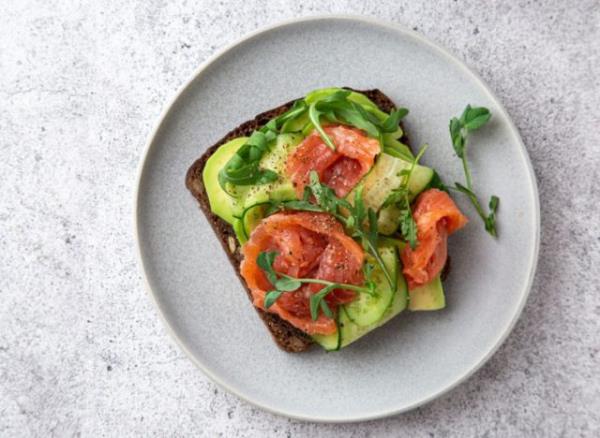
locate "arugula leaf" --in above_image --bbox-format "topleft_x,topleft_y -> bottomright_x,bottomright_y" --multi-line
307,91 -> 408,150
277,99 -> 308,126
381,108 -> 409,133
218,139 -> 278,192
449,105 -> 498,237
309,101 -> 336,150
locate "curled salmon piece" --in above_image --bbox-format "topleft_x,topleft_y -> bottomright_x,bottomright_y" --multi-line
286,125 -> 380,198
240,212 -> 365,335
401,189 -> 468,290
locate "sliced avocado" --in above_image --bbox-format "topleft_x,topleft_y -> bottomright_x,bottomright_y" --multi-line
226,133 -> 304,243
240,133 -> 302,206
261,133 -> 303,175
203,133 -> 301,230
202,137 -> 248,224
408,275 -> 445,311
361,153 -> 434,211
312,319 -> 341,352
382,135 -> 413,161
377,205 -> 403,235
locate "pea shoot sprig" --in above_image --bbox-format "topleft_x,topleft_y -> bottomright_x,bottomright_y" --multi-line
381,144 -> 429,249
449,105 -> 499,237
257,251 -> 376,321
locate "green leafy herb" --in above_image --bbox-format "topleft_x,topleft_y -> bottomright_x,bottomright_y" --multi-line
309,286 -> 335,320
303,173 -> 396,292
381,144 -> 429,249
277,99 -> 309,125
381,108 -> 409,133
362,262 -> 377,295
487,195 -> 499,236
426,171 -> 449,192
218,101 -> 309,192
449,105 -> 499,236
308,90 -> 408,150
274,276 -> 302,292
399,209 -> 417,249
252,172 -> 397,299
258,250 -> 375,320
264,291 -> 283,309
308,99 -> 337,150
308,171 -> 396,290
257,251 -> 278,284
219,91 -> 409,192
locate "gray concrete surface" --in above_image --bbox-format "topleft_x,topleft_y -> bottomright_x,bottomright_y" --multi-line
0,1 -> 598,436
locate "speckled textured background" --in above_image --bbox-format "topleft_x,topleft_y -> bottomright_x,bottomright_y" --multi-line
0,1 -> 598,436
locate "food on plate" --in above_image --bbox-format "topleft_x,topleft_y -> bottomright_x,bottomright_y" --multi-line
186,87 -> 494,352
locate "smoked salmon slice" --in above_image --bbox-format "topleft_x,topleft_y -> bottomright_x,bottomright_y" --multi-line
286,125 -> 380,198
240,212 -> 365,335
400,189 -> 468,290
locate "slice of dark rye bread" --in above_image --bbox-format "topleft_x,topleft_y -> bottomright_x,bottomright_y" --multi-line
185,88 -> 412,352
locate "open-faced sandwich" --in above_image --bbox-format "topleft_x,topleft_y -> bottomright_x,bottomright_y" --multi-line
186,87 -> 497,352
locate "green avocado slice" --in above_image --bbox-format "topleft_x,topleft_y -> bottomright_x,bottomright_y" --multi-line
202,137 -> 247,224
408,276 -> 445,311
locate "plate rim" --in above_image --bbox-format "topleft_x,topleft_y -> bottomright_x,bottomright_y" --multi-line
133,14 -> 541,423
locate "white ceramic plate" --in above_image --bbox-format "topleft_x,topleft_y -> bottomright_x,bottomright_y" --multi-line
135,16 -> 539,422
